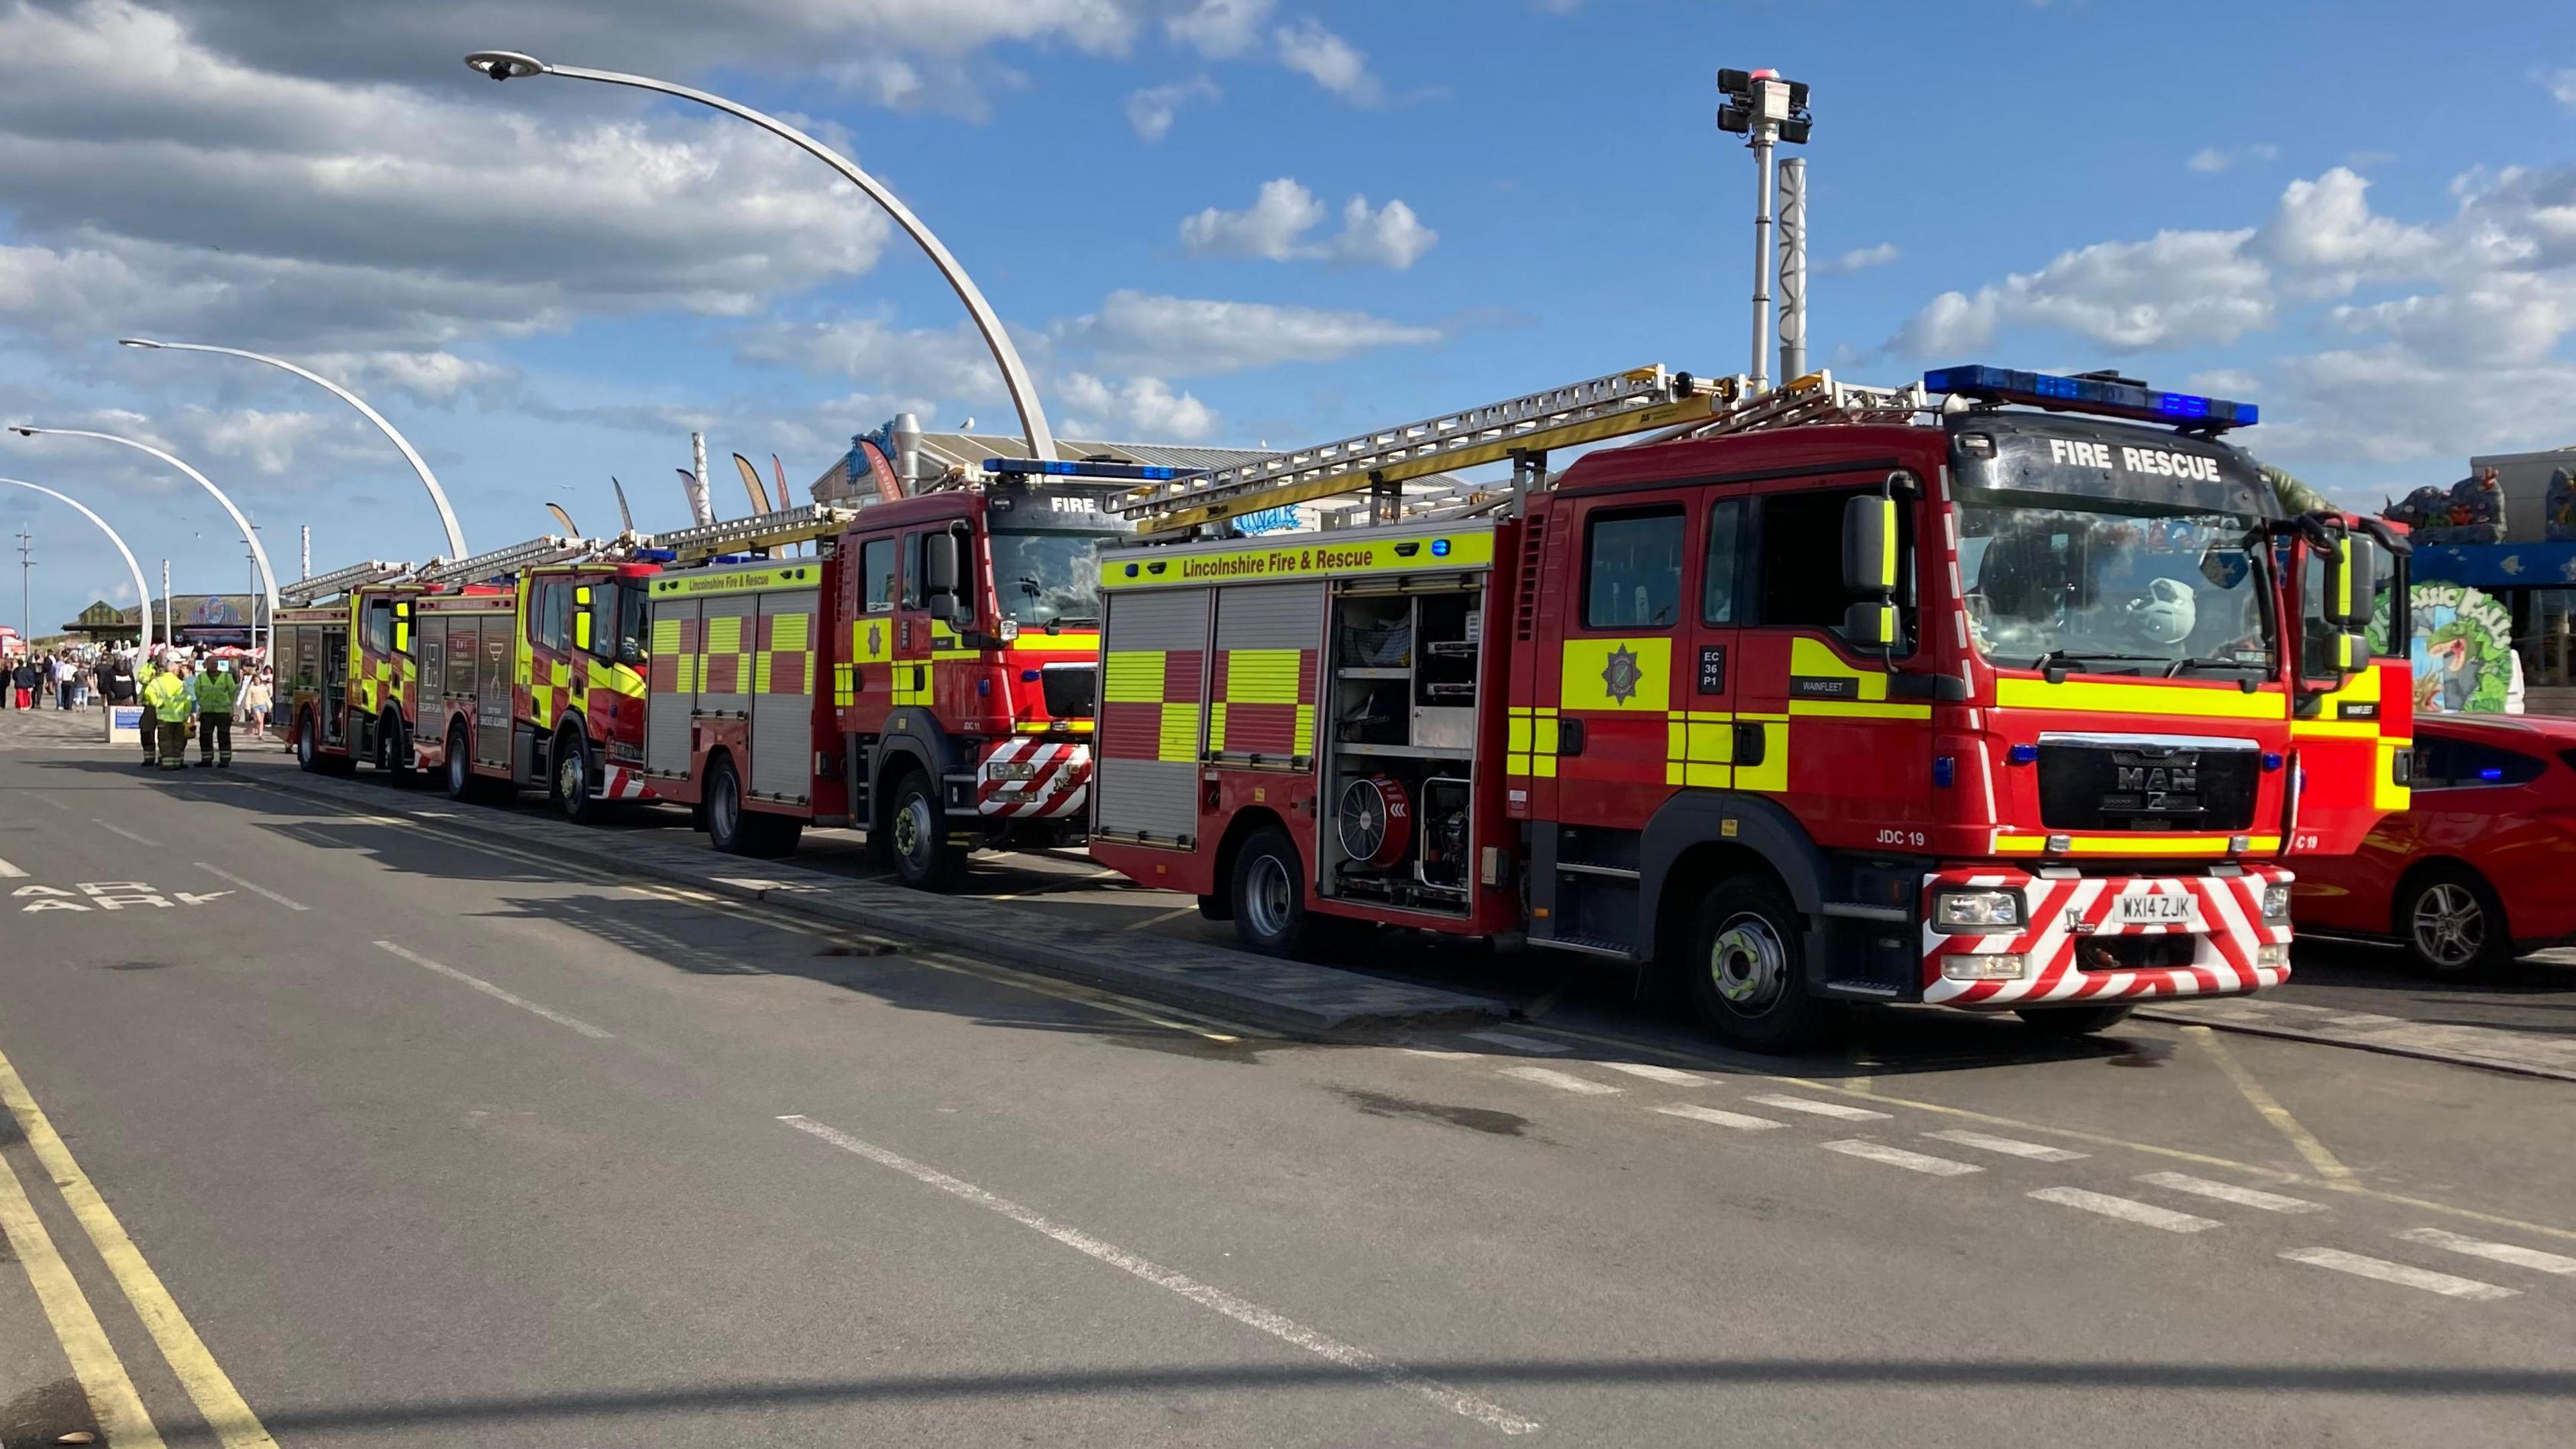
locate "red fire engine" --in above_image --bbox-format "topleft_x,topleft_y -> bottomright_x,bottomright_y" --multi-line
2277,512 -> 2415,857
635,460 -> 1148,883
1086,364 -> 2410,1050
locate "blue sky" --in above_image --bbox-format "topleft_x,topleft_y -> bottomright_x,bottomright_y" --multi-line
1,0 -> 2572,636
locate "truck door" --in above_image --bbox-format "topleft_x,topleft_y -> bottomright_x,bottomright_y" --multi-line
1732,478 -> 1931,838
840,530 -> 900,737
1678,494 -> 1748,794
1548,494 -> 1693,829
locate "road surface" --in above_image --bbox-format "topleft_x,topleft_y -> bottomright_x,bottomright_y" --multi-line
1,705 -> 2570,1446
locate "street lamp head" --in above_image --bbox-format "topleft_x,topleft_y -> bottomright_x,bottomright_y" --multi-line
465,50 -> 549,81
117,337 -> 167,350
8,427 -> 38,439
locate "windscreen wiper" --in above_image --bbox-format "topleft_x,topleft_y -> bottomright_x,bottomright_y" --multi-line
2164,655 -> 2260,677
2031,649 -> 2163,679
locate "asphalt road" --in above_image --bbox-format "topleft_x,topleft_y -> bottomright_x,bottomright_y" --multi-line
2,705 -> 2573,1446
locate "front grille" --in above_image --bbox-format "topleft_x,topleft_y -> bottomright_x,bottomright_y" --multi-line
2037,739 -> 2258,831
1040,664 -> 1095,719
2076,934 -> 2198,971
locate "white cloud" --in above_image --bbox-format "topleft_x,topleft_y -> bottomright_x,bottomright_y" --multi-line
1273,17 -> 1384,105
302,352 -> 519,407
1896,227 -> 2269,355
1062,290 -> 1442,376
733,317 -> 1007,399
2188,142 -> 2278,174
1178,178 -> 1437,268
2255,166 -> 2440,292
2547,67 -> 2576,110
190,407 -> 327,475
1057,372 -> 1218,441
1125,76 -> 1222,141
1167,0 -> 1275,58
1815,241 -> 1900,276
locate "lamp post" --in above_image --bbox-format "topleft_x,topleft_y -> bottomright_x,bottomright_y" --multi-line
463,48 -> 1060,465
1715,68 -> 1813,396
8,426 -> 279,659
117,339 -> 470,562
0,478 -> 154,655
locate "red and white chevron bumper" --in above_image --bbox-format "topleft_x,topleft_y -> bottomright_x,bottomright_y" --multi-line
1921,866 -> 2291,1008
976,737 -> 1091,819
600,763 -> 657,802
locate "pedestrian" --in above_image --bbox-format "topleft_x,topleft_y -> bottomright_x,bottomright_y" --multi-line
142,658 -> 193,771
132,653 -> 160,766
9,656 -> 34,712
52,651 -> 73,711
72,659 -> 94,709
194,658 -> 239,767
239,667 -> 273,741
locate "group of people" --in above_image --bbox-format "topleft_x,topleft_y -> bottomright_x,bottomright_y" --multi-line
2,649 -> 97,710
0,641 -> 275,771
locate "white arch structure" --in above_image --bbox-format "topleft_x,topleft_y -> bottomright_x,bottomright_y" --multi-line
9,426 -> 278,656
0,476 -> 153,655
119,338 -> 470,561
464,49 -> 1060,466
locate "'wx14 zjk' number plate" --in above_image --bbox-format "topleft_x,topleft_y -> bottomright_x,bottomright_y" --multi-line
2113,894 -> 2194,926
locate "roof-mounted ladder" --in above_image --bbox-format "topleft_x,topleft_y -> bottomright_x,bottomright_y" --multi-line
278,559 -> 413,607
413,534 -> 604,586
644,502 -> 859,563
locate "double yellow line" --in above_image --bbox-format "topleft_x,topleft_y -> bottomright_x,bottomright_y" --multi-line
0,1046 -> 276,1448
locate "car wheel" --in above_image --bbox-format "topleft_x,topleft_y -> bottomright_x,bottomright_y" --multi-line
1682,873 -> 1839,1054
885,769 -> 965,891
2399,867 -> 2510,976
2015,1004 -> 2137,1037
1230,826 -> 1318,958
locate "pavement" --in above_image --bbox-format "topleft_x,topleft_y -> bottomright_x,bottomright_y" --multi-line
3,703 -> 2574,1446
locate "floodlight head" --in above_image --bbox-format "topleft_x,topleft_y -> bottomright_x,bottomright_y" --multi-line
117,337 -> 165,350
464,50 -> 548,81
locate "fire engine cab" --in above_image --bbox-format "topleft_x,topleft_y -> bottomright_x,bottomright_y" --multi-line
1088,364 -> 2410,1051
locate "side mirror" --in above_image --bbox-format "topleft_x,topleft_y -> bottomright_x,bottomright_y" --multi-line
2335,631 -> 2369,673
2319,535 -> 2364,628
573,610 -> 592,651
924,531 -> 959,596
392,622 -> 410,654
574,586 -> 592,608
1842,600 -> 1898,651
1841,494 -> 1898,594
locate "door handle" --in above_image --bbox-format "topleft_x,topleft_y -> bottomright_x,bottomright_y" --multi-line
1557,717 -> 1587,757
1733,721 -> 1766,767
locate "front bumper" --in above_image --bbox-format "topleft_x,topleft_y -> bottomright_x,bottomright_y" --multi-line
973,739 -> 1092,819
1921,865 -> 2292,1008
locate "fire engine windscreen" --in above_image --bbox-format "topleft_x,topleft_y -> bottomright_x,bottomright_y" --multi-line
988,531 -> 1122,629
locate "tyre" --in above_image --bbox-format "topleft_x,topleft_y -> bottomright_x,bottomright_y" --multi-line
553,728 -> 606,825
376,712 -> 415,786
297,710 -> 321,773
885,769 -> 965,891
1682,873 -> 1838,1053
705,755 -> 802,859
2398,866 -> 2511,976
443,724 -> 496,803
2015,1003 -> 2137,1037
1230,826 -> 1319,958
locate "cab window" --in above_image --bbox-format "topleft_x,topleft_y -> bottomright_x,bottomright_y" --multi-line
860,537 -> 897,611
590,582 -> 647,665
1750,488 -> 1915,651
1584,505 -> 1685,629
900,533 -> 925,610
1701,497 -> 1743,625
533,580 -> 575,651
363,598 -> 396,655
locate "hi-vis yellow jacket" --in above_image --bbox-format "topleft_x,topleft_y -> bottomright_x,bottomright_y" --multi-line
142,671 -> 191,723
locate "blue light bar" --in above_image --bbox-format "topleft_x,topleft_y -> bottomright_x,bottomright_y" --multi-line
1923,365 -> 2257,431
984,458 -> 1193,482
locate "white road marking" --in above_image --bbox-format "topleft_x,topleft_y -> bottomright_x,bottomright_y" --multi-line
2397,1228 -> 2576,1277
2281,1247 -> 2517,1301
1597,1061 -> 1710,1086
1497,1065 -> 1621,1096
0,856 -> 22,878
1464,1030 -> 1570,1055
192,863 -> 307,912
779,1114 -> 1541,1436
1399,1049 -> 1478,1061
1820,1139 -> 1981,1177
26,794 -> 71,812
2139,1171 -> 2326,1214
1748,1093 -> 1891,1122
1122,903 -> 1205,931
1924,1129 -> 2086,1163
92,820 -> 159,847
2029,1187 -> 2220,1233
370,941 -> 613,1040
1654,1104 -> 1786,1132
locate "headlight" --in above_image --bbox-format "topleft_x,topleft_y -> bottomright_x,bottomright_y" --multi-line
2261,883 -> 2291,921
2255,943 -> 2289,970
1935,889 -> 2021,929
1941,952 -> 2027,981
985,759 -> 1039,781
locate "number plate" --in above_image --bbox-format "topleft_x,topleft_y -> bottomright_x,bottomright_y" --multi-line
2114,894 -> 2194,926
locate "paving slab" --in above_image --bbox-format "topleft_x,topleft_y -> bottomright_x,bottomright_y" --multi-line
237,759 -> 1505,1039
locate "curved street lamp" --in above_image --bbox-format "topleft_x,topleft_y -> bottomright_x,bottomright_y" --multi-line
464,48 -> 1060,465
7,426 -> 280,657
0,477 -> 153,656
118,338 -> 470,561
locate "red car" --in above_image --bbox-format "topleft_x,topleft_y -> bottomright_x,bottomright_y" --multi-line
2293,713 -> 2576,973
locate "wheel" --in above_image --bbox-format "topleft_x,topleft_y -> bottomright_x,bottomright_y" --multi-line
885,769 -> 965,891
443,724 -> 496,803
2398,867 -> 2510,976
1230,826 -> 1320,958
705,755 -> 802,859
376,712 -> 415,786
2015,1004 -> 2137,1037
1682,873 -> 1838,1053
297,710 -> 321,773
553,729 -> 606,825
